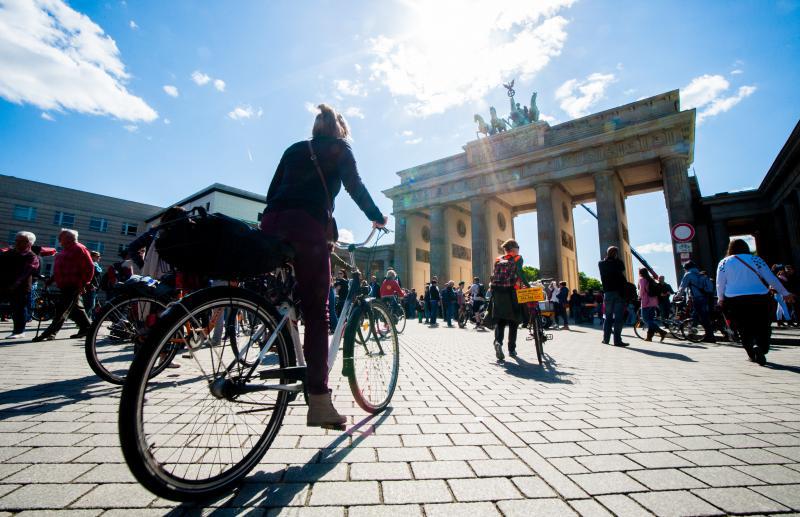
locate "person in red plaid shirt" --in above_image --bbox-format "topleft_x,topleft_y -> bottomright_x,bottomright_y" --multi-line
33,229 -> 95,342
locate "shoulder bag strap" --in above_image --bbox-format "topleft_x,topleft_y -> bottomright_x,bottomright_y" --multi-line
733,255 -> 771,290
307,140 -> 333,216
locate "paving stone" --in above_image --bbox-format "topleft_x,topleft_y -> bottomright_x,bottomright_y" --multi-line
674,449 -> 743,466
382,480 -> 451,504
681,466 -> 765,487
4,464 -> 94,484
579,440 -> 638,455
630,490 -> 724,516
750,484 -> 800,511
411,460 -> 474,479
376,447 -> 432,462
628,468 -> 707,490
549,457 -> 590,474
595,494 -> 651,516
511,476 -> 557,497
692,487 -> 789,513
430,446 -> 487,461
448,477 -> 522,502
568,498 -> 614,517
424,502 -> 500,517
350,462 -> 412,480
721,447 -> 789,464
0,484 -> 95,510
497,498 -> 578,516
70,484 -> 156,509
626,452 -> 694,468
569,472 -> 648,495
306,481 -> 379,506
576,454 -> 643,472
349,504 -> 422,517
735,464 -> 800,483
8,447 -> 91,464
468,459 -> 531,477
769,446 -> 800,461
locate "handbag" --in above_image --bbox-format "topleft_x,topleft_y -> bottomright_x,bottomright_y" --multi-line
308,140 -> 339,243
733,256 -> 771,290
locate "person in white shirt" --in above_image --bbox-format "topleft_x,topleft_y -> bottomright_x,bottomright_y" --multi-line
716,239 -> 795,365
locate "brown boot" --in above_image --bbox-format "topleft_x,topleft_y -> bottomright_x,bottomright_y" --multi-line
645,328 -> 654,342
307,391 -> 347,429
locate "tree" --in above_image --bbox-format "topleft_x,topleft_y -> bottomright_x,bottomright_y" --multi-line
520,265 -> 540,284
579,271 -> 602,292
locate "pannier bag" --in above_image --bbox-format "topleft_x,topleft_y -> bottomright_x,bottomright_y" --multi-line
155,209 -> 295,280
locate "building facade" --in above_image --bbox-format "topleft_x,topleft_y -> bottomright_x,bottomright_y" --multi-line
0,175 -> 162,273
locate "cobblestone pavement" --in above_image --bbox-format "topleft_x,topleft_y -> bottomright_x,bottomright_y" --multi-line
1,319 -> 800,516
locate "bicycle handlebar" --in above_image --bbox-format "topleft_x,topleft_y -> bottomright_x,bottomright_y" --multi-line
333,227 -> 390,250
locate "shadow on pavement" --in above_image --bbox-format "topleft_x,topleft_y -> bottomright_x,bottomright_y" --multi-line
625,347 -> 696,362
174,409 -> 394,513
0,375 -> 117,420
500,355 -> 574,384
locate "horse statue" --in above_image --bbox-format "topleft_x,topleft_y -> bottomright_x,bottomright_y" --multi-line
489,107 -> 509,133
529,92 -> 540,122
474,114 -> 490,137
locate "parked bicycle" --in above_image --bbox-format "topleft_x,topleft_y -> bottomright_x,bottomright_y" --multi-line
118,226 -> 399,501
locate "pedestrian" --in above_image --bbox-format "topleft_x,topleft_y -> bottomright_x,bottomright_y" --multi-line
782,265 -> 799,325
638,268 -> 667,342
379,269 -> 404,316
569,289 -> 582,323
423,283 -> 431,323
32,229 -> 94,341
456,281 -> 465,324
404,288 -> 417,319
679,261 -> 716,343
469,276 -> 486,328
259,103 -> 387,427
334,269 -> 349,316
417,294 -> 425,323
773,265 -> 792,326
0,231 -> 40,339
490,239 -> 524,360
717,239 -> 793,365
441,280 -> 456,327
427,278 -> 441,326
554,281 -> 570,330
657,275 -> 675,319
598,246 -> 629,347
369,275 -> 380,298
82,250 -> 104,321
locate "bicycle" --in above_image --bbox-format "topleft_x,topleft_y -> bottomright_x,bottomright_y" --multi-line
118,226 -> 399,501
525,302 -> 551,365
30,275 -> 57,322
382,294 -> 406,334
633,307 -> 683,341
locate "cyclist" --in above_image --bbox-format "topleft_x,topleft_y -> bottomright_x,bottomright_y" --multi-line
469,276 -> 487,327
379,269 -> 404,319
491,240 -> 524,360
260,104 -> 386,428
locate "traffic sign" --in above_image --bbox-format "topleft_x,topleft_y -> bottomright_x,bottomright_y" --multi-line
676,242 -> 693,253
680,252 -> 691,260
671,223 -> 695,243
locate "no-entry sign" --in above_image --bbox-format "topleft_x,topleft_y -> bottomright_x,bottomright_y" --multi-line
671,223 -> 695,243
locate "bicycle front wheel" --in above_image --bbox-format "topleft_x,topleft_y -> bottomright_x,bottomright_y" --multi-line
394,309 -> 407,334
119,287 -> 294,501
532,316 -> 544,365
680,318 -> 704,343
85,295 -> 169,385
633,319 -> 646,340
344,300 -> 399,414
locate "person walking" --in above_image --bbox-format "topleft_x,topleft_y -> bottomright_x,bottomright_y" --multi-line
679,261 -> 716,343
82,250 -> 104,321
32,229 -> 94,341
455,281 -> 465,324
638,268 -> 667,342
717,239 -> 793,365
469,277 -> 486,328
569,289 -> 582,324
427,279 -> 441,326
598,246 -> 629,347
333,269 -> 349,317
259,103 -> 387,428
554,281 -> 570,330
417,294 -> 425,323
657,275 -> 675,319
490,239 -> 524,360
368,275 -> 380,298
1,232 -> 40,339
441,281 -> 456,327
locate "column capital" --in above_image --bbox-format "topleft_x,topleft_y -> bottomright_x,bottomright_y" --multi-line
593,169 -> 615,178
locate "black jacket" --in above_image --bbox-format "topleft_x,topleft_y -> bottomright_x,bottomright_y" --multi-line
265,137 -> 384,225
598,257 -> 626,294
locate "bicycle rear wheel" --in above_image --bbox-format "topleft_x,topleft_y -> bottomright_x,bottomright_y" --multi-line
680,318 -> 704,343
394,308 -> 407,334
344,300 -> 399,413
85,295 -> 170,385
119,287 -> 294,501
633,319 -> 646,340
532,315 -> 544,365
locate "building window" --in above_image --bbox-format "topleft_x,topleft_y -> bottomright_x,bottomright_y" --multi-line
85,240 -> 105,254
50,235 -> 62,251
13,205 -> 36,222
89,217 -> 109,233
53,211 -> 76,228
121,222 -> 138,236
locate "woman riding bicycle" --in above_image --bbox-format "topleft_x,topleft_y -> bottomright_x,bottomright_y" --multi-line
260,104 -> 387,428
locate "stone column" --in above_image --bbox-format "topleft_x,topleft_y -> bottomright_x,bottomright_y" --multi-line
712,220 -> 729,267
470,197 -> 491,284
785,199 -> 800,267
594,170 -> 623,256
429,205 -> 448,282
393,210 -> 409,288
661,156 -> 695,276
535,183 -> 558,280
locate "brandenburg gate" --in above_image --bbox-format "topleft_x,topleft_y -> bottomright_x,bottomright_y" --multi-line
383,89 -> 696,294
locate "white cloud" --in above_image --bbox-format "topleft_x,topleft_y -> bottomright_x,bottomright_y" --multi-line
213,79 -> 225,92
163,118 -> 170,125
40,112 -> 54,121
247,147 -> 253,162
343,106 -> 365,119
191,70 -> 211,86
123,124 -> 138,133
354,63 -> 362,72
163,85 -> 179,97
0,0 -> 157,122
338,228 -> 355,243
334,79 -> 367,97
555,72 -> 616,118
623,88 -> 637,96
227,104 -> 262,121
401,130 -> 414,137
404,137 -> 422,145
681,74 -> 756,124
636,242 -> 673,254
731,69 -> 743,75
304,101 -> 319,115
539,113 -> 558,124
367,0 -> 575,116
129,20 -> 138,30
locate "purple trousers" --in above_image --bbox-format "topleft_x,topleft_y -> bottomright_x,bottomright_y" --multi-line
260,209 -> 331,395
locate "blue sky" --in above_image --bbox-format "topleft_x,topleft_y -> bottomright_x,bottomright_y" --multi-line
1,0 -> 799,285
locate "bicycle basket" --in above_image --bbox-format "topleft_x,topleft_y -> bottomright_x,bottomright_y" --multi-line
155,210 -> 295,280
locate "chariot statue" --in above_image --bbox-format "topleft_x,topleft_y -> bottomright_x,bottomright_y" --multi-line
473,80 -> 542,137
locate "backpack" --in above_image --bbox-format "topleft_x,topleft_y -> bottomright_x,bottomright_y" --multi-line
491,255 -> 521,288
647,277 -> 663,297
